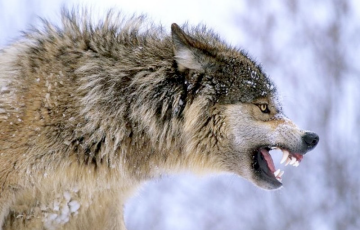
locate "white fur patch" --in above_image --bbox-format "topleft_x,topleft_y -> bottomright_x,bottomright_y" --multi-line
175,48 -> 202,71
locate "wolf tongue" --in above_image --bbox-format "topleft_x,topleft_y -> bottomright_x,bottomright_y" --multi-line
260,149 -> 276,173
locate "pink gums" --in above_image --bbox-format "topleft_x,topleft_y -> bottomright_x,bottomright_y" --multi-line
260,149 -> 276,173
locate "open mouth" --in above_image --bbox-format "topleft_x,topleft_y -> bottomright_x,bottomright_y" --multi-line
252,146 -> 304,186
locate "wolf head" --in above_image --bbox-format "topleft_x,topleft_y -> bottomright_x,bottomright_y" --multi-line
171,23 -> 319,189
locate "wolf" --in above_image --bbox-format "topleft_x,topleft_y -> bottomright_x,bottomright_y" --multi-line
0,10 -> 319,230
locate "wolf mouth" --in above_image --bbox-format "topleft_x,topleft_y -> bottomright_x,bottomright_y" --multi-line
252,146 -> 304,187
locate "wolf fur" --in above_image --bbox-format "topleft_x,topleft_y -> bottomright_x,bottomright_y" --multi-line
0,10 -> 319,229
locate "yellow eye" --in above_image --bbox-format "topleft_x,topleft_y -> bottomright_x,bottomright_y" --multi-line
258,104 -> 270,114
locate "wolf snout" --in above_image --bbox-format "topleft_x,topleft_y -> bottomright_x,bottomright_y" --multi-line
302,132 -> 319,151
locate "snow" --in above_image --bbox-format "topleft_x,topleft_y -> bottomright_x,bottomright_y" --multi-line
42,190 -> 81,228
69,201 -> 80,213
0,86 -> 9,92
63,192 -> 71,202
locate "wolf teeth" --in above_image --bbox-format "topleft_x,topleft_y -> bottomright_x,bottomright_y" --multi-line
289,157 -> 297,165
280,150 -> 289,164
274,169 -> 284,179
280,150 -> 301,168
284,156 -> 300,167
285,157 -> 291,166
275,150 -> 301,179
279,170 -> 284,177
274,169 -> 281,177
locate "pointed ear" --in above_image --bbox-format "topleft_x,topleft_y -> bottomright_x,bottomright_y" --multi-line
171,23 -> 212,72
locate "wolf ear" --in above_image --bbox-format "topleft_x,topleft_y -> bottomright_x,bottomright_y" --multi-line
171,23 -> 212,72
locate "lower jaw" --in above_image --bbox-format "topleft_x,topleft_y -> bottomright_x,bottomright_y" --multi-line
257,170 -> 283,189
254,150 -> 283,189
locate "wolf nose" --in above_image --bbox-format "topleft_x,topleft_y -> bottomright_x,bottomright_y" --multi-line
302,132 -> 319,150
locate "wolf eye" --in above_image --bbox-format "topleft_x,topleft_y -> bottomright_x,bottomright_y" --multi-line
257,104 -> 270,114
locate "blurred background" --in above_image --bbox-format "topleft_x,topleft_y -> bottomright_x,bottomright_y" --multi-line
0,0 -> 359,229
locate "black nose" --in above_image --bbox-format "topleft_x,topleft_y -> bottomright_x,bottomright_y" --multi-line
302,132 -> 319,150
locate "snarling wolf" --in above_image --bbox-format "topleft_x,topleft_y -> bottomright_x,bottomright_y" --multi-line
0,10 -> 319,229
